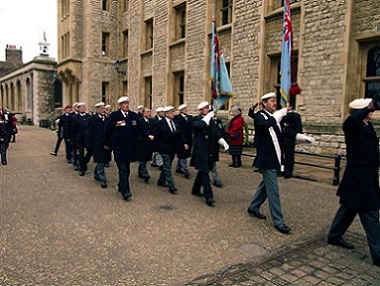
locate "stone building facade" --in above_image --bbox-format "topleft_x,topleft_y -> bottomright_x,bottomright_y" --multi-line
0,43 -> 61,125
57,0 -> 380,154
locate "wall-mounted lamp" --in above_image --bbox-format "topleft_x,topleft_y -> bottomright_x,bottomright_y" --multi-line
114,59 -> 127,76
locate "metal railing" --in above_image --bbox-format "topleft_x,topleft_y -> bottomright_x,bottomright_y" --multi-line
241,146 -> 343,186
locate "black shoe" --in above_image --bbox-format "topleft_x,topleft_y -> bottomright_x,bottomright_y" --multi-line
228,163 -> 235,167
67,160 -> 72,164
144,176 -> 150,183
274,224 -> 291,234
79,171 -> 85,176
101,181 -> 107,188
247,208 -> 267,220
123,192 -> 132,201
50,152 -> 57,156
184,174 -> 190,179
205,198 -> 215,207
94,176 -> 101,182
373,260 -> 380,267
138,174 -> 143,178
157,181 -> 169,187
213,181 -> 223,188
73,165 -> 79,171
2,161 -> 7,165
176,169 -> 184,174
233,164 -> 241,168
327,237 -> 354,249
192,191 -> 204,197
169,187 -> 178,194
105,163 -> 110,168
151,163 -> 158,167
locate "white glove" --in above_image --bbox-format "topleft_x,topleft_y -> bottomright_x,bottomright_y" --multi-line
201,111 -> 215,126
272,107 -> 288,123
218,138 -> 229,151
296,133 -> 315,144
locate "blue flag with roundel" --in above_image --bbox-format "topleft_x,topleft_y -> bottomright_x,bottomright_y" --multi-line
280,0 -> 292,108
210,19 -> 234,111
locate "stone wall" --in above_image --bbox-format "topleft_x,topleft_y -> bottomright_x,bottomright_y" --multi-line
57,0 -> 380,155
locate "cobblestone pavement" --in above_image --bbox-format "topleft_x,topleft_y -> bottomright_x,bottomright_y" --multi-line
181,231 -> 380,285
1,126 -> 379,285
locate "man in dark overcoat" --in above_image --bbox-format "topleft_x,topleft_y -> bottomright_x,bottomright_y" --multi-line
154,106 -> 188,194
174,104 -> 193,178
247,92 -> 313,234
68,102 -> 80,170
86,102 -> 111,188
136,107 -> 155,182
0,108 -> 13,165
281,99 -> 303,178
50,104 -> 72,163
70,102 -> 89,176
104,96 -> 154,201
190,101 -> 229,207
328,98 -> 380,267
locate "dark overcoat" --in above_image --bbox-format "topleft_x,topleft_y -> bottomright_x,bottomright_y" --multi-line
104,110 -> 150,163
337,107 -> 380,211
282,111 -> 302,146
136,117 -> 155,162
154,118 -> 184,157
174,113 -> 193,159
70,113 -> 89,147
85,115 -> 111,163
190,115 -> 223,173
58,113 -> 72,139
253,110 -> 283,171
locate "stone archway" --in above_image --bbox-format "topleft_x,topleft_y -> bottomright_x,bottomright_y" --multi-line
16,80 -> 22,112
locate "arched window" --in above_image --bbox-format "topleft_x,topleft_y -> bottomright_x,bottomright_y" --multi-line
16,80 -> 22,112
365,46 -> 380,102
26,78 -> 32,111
53,75 -> 63,108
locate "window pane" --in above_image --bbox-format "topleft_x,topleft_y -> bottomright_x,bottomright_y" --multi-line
366,47 -> 380,77
365,81 -> 380,102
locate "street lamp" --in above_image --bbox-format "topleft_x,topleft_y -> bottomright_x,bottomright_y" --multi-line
114,59 -> 127,76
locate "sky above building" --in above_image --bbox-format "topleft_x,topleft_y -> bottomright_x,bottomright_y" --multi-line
0,0 -> 57,63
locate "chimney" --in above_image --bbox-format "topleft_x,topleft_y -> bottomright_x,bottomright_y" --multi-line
5,44 -> 23,66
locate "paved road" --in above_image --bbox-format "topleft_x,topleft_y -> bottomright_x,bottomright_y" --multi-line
1,125 -> 378,285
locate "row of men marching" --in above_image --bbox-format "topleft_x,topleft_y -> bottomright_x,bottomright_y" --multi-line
51,96 -> 229,207
0,108 -> 18,165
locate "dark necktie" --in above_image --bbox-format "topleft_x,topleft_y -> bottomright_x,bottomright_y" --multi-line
170,120 -> 176,133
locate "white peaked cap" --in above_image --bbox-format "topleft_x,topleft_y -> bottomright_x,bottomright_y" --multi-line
197,101 -> 209,110
178,104 -> 187,111
94,102 -> 105,108
261,92 -> 277,100
117,96 -> 129,104
163,106 -> 175,112
348,98 -> 372,109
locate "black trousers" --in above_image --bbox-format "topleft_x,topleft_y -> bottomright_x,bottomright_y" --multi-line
192,171 -> 213,199
284,144 -> 295,177
116,162 -> 131,196
328,204 -> 380,262
78,146 -> 91,172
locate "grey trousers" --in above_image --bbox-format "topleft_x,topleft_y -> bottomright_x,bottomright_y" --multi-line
94,163 -> 107,183
176,158 -> 189,175
248,169 -> 285,227
158,154 -> 176,188
328,204 -> 380,262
